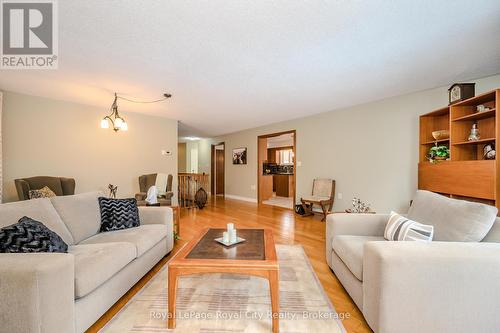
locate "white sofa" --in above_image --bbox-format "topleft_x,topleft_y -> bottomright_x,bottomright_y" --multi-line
326,192 -> 500,333
0,191 -> 174,333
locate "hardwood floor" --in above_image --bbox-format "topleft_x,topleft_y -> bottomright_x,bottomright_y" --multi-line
87,197 -> 372,333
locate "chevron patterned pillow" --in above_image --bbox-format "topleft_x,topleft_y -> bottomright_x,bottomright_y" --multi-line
0,216 -> 68,253
98,197 -> 140,232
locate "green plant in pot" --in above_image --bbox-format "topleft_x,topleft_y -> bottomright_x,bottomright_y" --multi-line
427,145 -> 450,163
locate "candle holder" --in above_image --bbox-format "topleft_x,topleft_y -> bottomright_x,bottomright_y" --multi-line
215,223 -> 246,246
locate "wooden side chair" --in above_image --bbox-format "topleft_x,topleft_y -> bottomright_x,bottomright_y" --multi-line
301,179 -> 335,221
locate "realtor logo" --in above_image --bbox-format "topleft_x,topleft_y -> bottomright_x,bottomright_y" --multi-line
1,0 -> 58,69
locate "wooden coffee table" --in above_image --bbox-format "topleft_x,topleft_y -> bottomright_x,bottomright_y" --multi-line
167,228 -> 279,332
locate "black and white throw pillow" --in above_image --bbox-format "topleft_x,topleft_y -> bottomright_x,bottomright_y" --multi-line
98,197 -> 140,232
384,211 -> 434,242
0,216 -> 68,253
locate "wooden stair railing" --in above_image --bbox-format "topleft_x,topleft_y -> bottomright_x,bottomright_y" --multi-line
178,173 -> 209,208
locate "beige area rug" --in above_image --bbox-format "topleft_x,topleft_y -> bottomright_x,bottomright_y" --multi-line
101,245 -> 346,333
262,196 -> 293,209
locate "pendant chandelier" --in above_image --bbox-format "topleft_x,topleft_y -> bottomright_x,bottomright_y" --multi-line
101,92 -> 172,132
101,93 -> 127,132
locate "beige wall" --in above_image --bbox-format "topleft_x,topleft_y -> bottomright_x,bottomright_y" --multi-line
178,142 -> 186,172
216,74 -> 500,213
1,91 -> 178,203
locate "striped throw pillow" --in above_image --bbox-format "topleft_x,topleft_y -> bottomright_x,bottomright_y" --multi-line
384,212 -> 434,242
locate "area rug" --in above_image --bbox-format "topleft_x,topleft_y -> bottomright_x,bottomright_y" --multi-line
262,196 -> 294,209
100,245 -> 346,333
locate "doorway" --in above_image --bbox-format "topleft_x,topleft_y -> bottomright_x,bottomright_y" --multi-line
211,142 -> 225,196
257,130 -> 296,209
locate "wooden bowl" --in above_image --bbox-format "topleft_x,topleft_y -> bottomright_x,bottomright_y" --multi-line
432,130 -> 449,140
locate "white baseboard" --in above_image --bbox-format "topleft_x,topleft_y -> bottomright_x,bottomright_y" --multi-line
224,194 -> 258,203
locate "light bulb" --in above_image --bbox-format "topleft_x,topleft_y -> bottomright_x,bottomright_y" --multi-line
114,117 -> 123,128
101,118 -> 109,129
121,121 -> 128,131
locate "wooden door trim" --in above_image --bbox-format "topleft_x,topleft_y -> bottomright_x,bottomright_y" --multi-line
257,130 -> 296,209
211,142 -> 225,196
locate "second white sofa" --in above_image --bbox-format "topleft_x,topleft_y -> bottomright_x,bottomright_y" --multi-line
326,191 -> 500,333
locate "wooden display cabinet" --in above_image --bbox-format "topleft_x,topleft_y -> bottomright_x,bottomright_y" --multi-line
418,89 -> 499,209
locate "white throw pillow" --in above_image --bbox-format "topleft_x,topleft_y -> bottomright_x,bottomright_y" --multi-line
385,212 -> 434,242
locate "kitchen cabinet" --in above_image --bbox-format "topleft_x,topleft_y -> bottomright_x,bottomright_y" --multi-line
274,174 -> 293,197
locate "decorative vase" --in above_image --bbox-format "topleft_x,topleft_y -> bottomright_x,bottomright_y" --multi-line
195,187 -> 208,209
468,123 -> 480,141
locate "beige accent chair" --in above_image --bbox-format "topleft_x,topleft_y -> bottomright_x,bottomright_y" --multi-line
135,173 -> 173,206
0,191 -> 174,333
301,178 -> 335,221
15,176 -> 75,201
326,190 -> 500,333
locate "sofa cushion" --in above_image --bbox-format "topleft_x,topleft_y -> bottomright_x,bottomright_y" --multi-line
51,192 -> 103,244
332,235 -> 385,281
69,242 -> 136,298
79,224 -> 167,256
408,190 -> 498,242
0,198 -> 74,245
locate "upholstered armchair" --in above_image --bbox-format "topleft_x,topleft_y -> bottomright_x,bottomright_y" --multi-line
15,176 -> 76,201
135,173 -> 173,206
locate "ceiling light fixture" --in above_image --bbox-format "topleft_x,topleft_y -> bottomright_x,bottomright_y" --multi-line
101,92 -> 172,132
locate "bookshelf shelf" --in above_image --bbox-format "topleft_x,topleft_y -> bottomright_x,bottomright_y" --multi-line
452,109 -> 495,122
452,138 -> 495,146
421,138 -> 450,145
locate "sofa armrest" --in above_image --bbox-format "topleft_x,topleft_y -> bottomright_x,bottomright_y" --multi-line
325,213 -> 388,267
0,253 -> 75,333
363,242 -> 500,333
138,206 -> 173,226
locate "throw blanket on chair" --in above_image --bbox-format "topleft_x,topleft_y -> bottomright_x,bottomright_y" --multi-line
155,173 -> 168,197
146,186 -> 158,204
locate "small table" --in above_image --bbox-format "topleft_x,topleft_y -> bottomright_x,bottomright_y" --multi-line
171,205 -> 180,238
167,228 -> 279,332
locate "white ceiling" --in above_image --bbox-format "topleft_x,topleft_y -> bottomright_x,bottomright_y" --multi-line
1,1 -> 500,137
